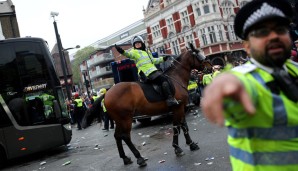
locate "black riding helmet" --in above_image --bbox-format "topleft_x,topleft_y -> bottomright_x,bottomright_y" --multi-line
131,36 -> 146,50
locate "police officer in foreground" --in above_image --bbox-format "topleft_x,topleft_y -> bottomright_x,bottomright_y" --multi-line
114,36 -> 179,107
201,0 -> 298,170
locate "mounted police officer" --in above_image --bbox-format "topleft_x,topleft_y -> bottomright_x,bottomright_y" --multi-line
202,0 -> 298,170
115,36 -> 179,107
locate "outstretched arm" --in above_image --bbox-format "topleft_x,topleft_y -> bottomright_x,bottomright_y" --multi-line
201,73 -> 255,126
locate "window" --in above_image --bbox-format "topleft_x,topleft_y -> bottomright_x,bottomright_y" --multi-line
166,18 -> 175,31
152,25 -> 161,38
171,40 -> 180,55
180,10 -> 190,26
228,24 -> 237,41
217,25 -> 224,41
200,28 -> 208,45
213,4 -> 217,12
196,7 -> 201,16
185,34 -> 194,46
203,5 -> 210,14
208,26 -> 217,44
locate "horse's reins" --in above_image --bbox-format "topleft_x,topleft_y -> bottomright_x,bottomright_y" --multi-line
164,50 -> 199,92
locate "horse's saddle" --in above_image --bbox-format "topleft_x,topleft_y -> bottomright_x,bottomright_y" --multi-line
137,80 -> 175,103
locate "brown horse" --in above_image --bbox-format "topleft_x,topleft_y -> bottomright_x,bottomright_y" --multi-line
82,43 -> 212,167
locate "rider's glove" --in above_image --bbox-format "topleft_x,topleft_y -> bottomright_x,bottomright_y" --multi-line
115,44 -> 124,54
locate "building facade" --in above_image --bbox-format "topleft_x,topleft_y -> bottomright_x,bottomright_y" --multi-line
0,0 -> 20,39
143,0 -> 250,66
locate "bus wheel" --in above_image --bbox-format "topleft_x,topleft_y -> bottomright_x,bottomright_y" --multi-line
0,148 -> 7,168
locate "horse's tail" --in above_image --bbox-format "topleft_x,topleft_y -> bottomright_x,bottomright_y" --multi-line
81,95 -> 105,129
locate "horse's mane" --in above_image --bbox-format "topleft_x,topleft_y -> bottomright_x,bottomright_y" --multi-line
160,54 -> 182,73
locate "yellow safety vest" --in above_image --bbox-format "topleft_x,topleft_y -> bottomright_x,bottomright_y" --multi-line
74,98 -> 83,107
224,60 -> 298,171
123,49 -> 164,76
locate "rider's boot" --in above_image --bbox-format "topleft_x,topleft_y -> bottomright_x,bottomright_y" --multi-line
162,82 -> 179,107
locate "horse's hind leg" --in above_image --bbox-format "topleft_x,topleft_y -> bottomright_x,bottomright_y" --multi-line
122,135 -> 147,167
181,119 -> 200,151
114,129 -> 133,165
172,123 -> 185,156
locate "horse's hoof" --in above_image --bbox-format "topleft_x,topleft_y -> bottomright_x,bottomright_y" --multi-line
175,147 -> 185,156
123,157 -> 133,165
189,142 -> 200,151
137,157 -> 147,167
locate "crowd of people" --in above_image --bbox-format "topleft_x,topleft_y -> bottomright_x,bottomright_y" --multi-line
65,88 -> 114,131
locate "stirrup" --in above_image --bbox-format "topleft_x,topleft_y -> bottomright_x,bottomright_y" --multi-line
166,97 -> 180,107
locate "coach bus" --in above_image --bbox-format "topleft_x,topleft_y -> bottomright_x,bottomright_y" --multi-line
0,37 -> 72,167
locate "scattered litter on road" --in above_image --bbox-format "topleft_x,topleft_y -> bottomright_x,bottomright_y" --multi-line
81,137 -> 85,139
138,133 -> 142,136
159,160 -> 165,163
164,152 -> 167,155
141,135 -> 150,138
104,134 -> 108,137
40,161 -> 46,165
142,142 -> 146,146
205,157 -> 215,161
193,129 -> 197,131
39,167 -> 45,170
194,162 -> 202,166
207,162 -> 213,165
62,161 -> 71,166
144,158 -> 149,161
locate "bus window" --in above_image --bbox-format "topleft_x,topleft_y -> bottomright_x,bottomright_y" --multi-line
0,103 -> 12,128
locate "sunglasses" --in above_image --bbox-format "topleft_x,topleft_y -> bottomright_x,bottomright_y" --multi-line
248,26 -> 289,38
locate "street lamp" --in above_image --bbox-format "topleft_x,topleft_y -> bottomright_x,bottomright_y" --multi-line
51,11 -> 72,100
63,45 -> 80,52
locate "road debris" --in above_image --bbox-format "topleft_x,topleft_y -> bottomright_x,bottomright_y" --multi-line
40,161 -> 46,166
62,161 -> 71,166
159,160 -> 166,163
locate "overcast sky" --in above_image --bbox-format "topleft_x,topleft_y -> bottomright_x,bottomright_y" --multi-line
12,0 -> 149,53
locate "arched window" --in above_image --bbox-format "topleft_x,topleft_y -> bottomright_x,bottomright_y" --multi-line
208,26 -> 217,44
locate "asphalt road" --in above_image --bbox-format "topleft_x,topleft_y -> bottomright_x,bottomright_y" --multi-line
3,107 -> 232,171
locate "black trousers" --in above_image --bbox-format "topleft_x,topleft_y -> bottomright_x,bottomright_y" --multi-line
103,112 -> 114,129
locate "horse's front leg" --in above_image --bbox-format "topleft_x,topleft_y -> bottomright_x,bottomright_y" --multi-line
181,119 -> 200,151
114,128 -> 133,165
172,124 -> 184,156
122,134 -> 147,167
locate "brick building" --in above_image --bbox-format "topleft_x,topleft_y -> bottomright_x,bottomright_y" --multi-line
0,0 -> 20,39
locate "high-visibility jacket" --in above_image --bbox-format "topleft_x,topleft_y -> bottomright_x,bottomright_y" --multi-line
74,98 -> 83,107
92,95 -> 99,101
202,74 -> 213,86
123,49 -> 164,76
187,80 -> 198,90
39,93 -> 55,106
224,60 -> 298,171
212,70 -> 221,78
